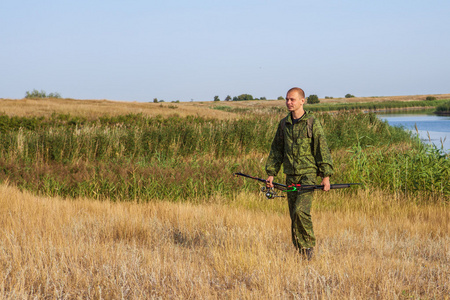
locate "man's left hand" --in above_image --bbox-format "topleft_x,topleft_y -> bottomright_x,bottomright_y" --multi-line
321,177 -> 330,191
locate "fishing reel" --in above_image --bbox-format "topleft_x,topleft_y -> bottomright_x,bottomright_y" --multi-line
260,186 -> 284,199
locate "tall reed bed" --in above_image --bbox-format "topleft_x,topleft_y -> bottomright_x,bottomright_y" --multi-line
0,114 -> 273,162
0,111 -> 448,202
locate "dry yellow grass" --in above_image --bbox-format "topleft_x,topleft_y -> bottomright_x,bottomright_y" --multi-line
2,93 -> 449,120
0,98 -> 237,120
1,184 -> 448,299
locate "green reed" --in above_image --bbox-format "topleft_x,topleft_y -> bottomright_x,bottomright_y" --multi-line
435,100 -> 450,114
340,139 -> 449,197
0,115 -> 272,163
0,111 -> 447,202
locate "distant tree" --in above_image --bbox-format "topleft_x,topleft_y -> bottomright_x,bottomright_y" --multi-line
25,89 -> 61,99
214,95 -> 220,101
159,100 -> 165,102
345,94 -> 355,98
426,96 -> 437,101
153,98 -> 158,103
260,96 -> 267,100
325,96 -> 334,99
25,89 -> 46,98
307,94 -> 320,104
224,95 -> 232,101
234,94 -> 254,101
47,92 -> 61,98
277,96 -> 285,100
232,96 -> 238,101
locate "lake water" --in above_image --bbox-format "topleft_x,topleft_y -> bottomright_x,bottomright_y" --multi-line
377,111 -> 450,152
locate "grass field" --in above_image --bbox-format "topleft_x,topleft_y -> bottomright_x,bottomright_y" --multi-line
1,184 -> 448,299
0,95 -> 449,298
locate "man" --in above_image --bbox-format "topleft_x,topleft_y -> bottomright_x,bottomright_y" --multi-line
265,87 -> 334,260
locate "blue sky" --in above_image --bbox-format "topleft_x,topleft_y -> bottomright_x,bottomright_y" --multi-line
1,0 -> 449,102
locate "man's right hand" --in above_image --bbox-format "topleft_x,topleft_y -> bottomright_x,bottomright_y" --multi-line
266,176 -> 274,188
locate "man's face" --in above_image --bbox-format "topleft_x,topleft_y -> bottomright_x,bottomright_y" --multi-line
285,91 -> 305,112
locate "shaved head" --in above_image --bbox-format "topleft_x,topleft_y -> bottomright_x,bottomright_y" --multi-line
287,87 -> 305,99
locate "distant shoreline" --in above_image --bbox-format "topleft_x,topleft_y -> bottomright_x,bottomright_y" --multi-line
364,107 -> 435,113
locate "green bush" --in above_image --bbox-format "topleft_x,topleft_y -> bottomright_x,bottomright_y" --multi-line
307,94 -> 320,104
426,96 -> 437,101
345,94 -> 355,98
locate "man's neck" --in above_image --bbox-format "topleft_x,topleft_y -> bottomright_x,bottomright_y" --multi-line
291,109 -> 305,120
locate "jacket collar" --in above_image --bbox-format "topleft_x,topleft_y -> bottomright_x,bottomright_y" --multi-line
286,111 -> 311,124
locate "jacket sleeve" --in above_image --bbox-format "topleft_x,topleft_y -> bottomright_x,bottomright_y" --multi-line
265,120 -> 285,177
312,118 -> 334,178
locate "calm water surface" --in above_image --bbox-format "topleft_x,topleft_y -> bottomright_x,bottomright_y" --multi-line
377,112 -> 450,152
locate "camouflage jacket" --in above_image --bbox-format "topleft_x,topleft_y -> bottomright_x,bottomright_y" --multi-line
265,111 -> 334,178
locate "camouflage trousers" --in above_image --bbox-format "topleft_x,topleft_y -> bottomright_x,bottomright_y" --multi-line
286,174 -> 316,250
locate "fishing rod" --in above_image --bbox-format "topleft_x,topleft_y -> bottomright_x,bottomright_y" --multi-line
233,172 -> 362,199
